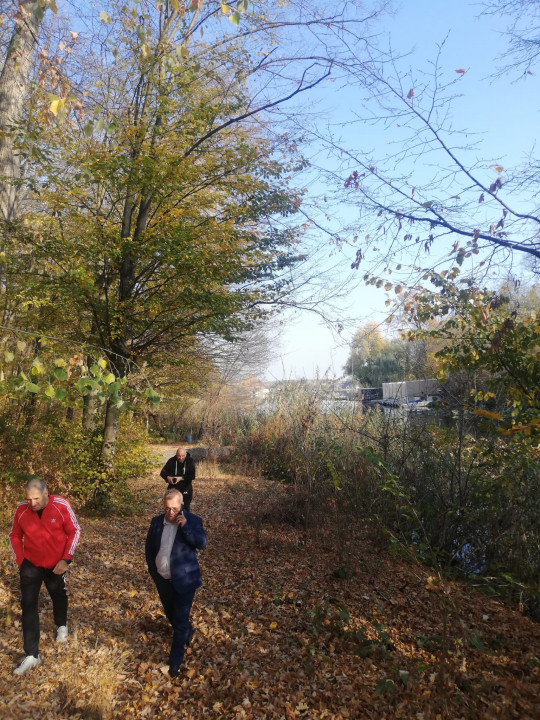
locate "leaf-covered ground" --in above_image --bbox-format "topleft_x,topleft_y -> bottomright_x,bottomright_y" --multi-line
0,445 -> 538,719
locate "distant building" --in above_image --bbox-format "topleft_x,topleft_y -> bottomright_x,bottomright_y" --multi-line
360,386 -> 383,401
382,379 -> 439,402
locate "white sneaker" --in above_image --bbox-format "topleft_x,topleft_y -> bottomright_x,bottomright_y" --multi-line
14,654 -> 41,675
56,625 -> 69,642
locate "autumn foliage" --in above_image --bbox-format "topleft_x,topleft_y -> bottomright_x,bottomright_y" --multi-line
0,445 -> 539,719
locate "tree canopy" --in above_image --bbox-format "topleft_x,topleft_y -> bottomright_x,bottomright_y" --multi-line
0,0 -> 386,469
344,321 -> 427,387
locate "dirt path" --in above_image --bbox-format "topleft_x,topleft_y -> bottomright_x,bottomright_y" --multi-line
0,445 -> 538,719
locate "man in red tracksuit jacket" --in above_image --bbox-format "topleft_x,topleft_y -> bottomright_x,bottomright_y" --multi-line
9,477 -> 81,675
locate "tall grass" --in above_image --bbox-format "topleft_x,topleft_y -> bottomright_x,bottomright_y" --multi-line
234,382 -> 540,617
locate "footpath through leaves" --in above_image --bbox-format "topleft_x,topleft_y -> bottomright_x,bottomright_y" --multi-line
0,445 -> 538,719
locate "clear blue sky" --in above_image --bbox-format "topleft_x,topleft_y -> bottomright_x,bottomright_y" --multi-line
264,0 -> 539,380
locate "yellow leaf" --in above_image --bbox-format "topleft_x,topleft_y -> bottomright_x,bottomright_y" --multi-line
269,621 -> 277,629
220,1 -> 229,12
426,575 -> 441,591
473,409 -> 501,421
49,97 -> 66,116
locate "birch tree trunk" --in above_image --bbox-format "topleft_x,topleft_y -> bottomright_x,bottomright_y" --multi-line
82,390 -> 99,431
101,398 -> 120,473
0,0 -> 44,221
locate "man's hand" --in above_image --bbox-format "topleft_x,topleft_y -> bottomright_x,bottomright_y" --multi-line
167,476 -> 179,484
176,512 -> 187,527
53,559 -> 69,575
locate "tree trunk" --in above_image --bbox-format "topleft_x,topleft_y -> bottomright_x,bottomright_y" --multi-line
0,0 -> 44,221
100,398 -> 120,472
82,389 -> 99,431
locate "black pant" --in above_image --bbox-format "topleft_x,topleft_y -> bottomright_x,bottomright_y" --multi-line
19,559 -> 68,657
152,574 -> 196,669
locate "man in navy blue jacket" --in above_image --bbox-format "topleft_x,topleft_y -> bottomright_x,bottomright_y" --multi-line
145,488 -> 206,677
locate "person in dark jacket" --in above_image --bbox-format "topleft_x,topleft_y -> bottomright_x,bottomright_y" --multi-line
160,447 -> 195,510
145,488 -> 206,677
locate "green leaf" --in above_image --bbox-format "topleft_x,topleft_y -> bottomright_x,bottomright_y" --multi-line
398,670 -> 410,685
53,367 -> 68,381
99,10 -> 111,23
17,340 -> 27,351
469,630 -> 485,651
77,377 -> 92,395
145,387 -> 161,405
26,382 -> 41,393
32,359 -> 45,374
44,384 -> 56,398
33,3 -> 44,21
238,0 -> 248,12
83,121 -> 94,137
54,388 -> 67,401
4,351 -> 14,362
374,678 -> 395,697
104,372 -> 116,384
229,10 -> 241,24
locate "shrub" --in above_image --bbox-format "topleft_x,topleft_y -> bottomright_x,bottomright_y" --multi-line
234,381 -> 539,617
0,406 -> 151,513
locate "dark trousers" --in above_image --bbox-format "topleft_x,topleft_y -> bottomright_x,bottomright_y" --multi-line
19,559 -> 68,657
153,574 -> 195,669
